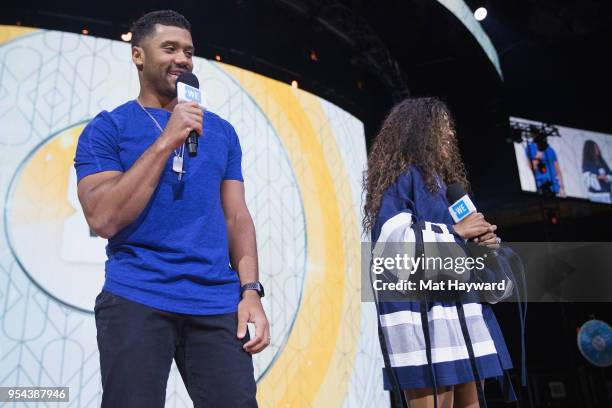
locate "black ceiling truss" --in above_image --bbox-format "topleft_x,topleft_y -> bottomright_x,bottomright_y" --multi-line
274,0 -> 411,102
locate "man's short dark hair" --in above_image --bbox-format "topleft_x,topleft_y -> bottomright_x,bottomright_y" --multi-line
130,10 -> 191,47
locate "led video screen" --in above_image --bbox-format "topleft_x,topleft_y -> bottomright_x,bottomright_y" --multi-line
513,116 -> 612,204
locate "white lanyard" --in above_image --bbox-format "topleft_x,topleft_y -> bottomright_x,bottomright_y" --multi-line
136,99 -> 185,181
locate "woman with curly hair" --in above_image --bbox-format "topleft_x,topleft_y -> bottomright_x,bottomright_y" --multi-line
364,97 -> 515,407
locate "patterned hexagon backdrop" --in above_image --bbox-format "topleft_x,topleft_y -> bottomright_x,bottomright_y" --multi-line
0,25 -> 388,407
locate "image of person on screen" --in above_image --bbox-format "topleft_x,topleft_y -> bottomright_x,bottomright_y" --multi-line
525,135 -> 566,197
73,10 -> 267,407
582,140 -> 612,204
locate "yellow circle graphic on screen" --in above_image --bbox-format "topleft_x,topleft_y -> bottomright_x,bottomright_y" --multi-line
220,64 -> 362,407
6,122 -> 106,313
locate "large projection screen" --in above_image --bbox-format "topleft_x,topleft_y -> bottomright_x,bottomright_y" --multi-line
0,25 -> 387,407
513,116 -> 612,204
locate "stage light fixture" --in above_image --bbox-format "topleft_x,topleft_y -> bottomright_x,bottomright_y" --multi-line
309,51 -> 318,61
121,32 -> 132,42
474,7 -> 487,21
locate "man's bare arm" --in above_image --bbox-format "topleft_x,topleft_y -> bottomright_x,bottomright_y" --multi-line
221,180 -> 269,354
221,180 -> 258,284
78,139 -> 173,238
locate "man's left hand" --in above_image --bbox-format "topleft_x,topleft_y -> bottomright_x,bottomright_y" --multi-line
237,291 -> 270,354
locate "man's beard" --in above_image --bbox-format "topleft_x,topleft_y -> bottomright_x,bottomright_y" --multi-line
155,74 -> 177,100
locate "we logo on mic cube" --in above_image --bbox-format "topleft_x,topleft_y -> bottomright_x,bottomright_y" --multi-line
177,82 -> 206,109
449,195 -> 476,223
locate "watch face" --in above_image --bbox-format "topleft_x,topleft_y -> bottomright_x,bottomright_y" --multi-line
253,282 -> 264,297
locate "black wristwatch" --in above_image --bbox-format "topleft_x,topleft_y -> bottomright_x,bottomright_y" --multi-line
240,281 -> 265,298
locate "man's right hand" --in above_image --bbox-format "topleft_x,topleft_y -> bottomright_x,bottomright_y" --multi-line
159,102 -> 203,151
452,212 -> 495,240
78,102 -> 202,239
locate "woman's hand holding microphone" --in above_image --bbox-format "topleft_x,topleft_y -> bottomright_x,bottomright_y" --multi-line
452,212 -> 501,249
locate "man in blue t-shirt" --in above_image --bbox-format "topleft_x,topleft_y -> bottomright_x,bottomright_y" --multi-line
74,10 -> 267,407
525,139 -> 566,198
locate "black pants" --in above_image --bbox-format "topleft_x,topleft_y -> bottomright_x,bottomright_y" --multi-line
94,290 -> 257,408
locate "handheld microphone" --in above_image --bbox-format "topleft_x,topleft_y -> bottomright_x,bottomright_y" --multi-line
446,183 -> 477,223
176,72 -> 205,157
446,183 -> 498,256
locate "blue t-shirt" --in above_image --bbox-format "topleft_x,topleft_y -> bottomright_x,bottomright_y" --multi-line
74,100 -> 243,315
525,143 -> 560,193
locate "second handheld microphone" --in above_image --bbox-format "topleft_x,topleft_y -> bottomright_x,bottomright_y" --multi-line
176,72 -> 204,157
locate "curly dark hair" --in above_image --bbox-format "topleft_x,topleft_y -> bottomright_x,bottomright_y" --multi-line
130,10 -> 191,47
583,139 -> 611,174
362,97 -> 470,232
